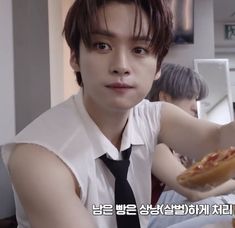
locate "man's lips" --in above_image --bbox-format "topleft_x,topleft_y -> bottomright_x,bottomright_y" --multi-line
106,82 -> 134,89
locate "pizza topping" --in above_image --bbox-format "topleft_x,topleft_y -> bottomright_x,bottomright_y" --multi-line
222,154 -> 230,161
218,147 -> 235,161
207,153 -> 219,162
228,148 -> 235,157
193,164 -> 204,171
179,147 -> 235,178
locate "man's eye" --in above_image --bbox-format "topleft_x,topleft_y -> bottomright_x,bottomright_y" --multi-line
133,47 -> 148,55
94,42 -> 111,50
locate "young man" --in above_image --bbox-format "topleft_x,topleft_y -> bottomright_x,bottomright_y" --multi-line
147,63 -> 209,118
147,63 -> 209,205
148,63 -> 209,170
1,1 -> 235,228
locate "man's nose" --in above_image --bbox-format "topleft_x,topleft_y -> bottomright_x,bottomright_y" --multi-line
109,49 -> 131,76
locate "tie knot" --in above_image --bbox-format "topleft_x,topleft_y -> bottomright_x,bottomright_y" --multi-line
100,146 -> 132,180
100,155 -> 130,179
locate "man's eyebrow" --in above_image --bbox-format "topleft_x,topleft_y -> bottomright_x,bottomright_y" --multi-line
133,35 -> 152,42
91,29 -> 115,37
91,29 -> 152,42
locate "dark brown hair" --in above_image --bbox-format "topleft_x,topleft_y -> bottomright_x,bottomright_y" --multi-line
63,0 -> 173,86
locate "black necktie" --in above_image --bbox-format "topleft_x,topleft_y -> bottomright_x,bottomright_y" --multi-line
100,145 -> 141,228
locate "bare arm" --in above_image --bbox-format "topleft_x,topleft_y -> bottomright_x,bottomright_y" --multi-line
219,121 -> 235,150
152,144 -> 235,202
158,102 -> 234,160
8,144 -> 96,228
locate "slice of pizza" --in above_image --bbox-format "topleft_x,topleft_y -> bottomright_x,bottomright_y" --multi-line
177,147 -> 235,191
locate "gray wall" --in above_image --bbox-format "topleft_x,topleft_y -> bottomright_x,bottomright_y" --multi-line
0,0 -> 15,218
0,0 -> 15,145
165,0 -> 215,67
13,0 -> 51,133
0,0 -> 52,217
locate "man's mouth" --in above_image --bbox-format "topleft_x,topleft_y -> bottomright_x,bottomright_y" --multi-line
106,82 -> 133,89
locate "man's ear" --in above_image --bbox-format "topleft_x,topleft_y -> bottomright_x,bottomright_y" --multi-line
70,51 -> 80,72
159,91 -> 172,102
154,69 -> 161,80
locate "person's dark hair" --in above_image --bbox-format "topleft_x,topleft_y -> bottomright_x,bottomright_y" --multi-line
146,63 -> 209,101
63,0 -> 173,86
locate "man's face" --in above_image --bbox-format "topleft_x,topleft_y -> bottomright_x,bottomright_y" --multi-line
71,2 -> 158,114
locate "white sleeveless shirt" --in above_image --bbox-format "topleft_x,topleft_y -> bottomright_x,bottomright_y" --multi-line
1,91 -> 162,228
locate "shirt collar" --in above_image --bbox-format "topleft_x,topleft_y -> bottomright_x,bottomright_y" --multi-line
74,91 -> 145,160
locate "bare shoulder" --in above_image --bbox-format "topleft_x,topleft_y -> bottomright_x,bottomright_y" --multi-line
10,143 -> 63,163
8,144 -> 95,228
9,143 -> 72,173
8,143 -> 76,191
